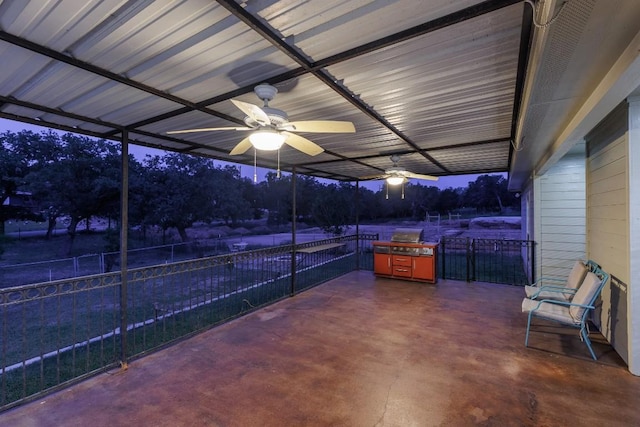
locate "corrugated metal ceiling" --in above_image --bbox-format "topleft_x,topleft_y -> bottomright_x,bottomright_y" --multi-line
0,0 -> 528,182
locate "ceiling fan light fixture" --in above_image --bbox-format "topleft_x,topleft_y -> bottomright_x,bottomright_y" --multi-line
386,176 -> 405,186
249,129 -> 286,151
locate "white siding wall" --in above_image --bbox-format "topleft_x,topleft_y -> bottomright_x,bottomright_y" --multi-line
586,103 -> 630,366
534,146 -> 587,280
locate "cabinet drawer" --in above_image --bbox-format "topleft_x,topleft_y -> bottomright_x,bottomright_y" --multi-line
392,266 -> 412,277
392,256 -> 412,267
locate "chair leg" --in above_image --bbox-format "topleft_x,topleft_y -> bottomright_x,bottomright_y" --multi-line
580,323 -> 597,360
525,312 -> 534,347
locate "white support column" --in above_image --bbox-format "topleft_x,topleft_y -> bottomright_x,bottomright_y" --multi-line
628,97 -> 640,375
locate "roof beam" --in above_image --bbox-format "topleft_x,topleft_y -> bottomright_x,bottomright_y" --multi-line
0,94 -> 123,131
298,138 -> 512,167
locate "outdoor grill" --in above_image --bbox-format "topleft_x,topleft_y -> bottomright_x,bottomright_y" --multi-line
390,228 -> 424,244
372,227 -> 438,283
389,228 -> 424,255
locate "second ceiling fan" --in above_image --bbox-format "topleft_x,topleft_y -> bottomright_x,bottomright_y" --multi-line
366,155 -> 439,185
167,83 -> 356,156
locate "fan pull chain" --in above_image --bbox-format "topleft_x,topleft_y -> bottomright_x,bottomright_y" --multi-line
253,148 -> 257,183
401,182 -> 405,199
277,149 -> 281,178
385,182 -> 389,200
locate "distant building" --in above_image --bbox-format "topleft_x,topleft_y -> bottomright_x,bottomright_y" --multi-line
2,191 -> 37,209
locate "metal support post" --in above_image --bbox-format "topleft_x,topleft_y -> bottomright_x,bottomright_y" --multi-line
119,129 -> 129,368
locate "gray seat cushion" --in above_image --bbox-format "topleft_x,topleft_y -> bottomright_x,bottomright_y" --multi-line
569,271 -> 602,322
524,260 -> 588,299
522,298 -> 576,324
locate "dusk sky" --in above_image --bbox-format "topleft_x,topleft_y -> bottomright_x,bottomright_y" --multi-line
1,118 -> 499,190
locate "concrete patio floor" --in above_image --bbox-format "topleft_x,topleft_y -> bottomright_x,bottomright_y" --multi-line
3,271 -> 639,426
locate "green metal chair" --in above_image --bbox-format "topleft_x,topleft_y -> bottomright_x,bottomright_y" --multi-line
524,259 -> 599,301
522,264 -> 610,360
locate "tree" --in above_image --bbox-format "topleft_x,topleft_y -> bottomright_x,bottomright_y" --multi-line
436,188 -> 462,214
141,153 -> 214,242
354,186 -> 381,222
17,130 -> 66,238
209,165 -> 252,225
0,131 -> 31,234
464,174 -> 516,214
259,172 -> 292,226
311,183 -> 355,235
18,132 -> 122,253
294,175 -> 322,223
128,156 -> 157,242
404,183 -> 441,220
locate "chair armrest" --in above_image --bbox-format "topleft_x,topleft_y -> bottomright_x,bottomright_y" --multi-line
536,285 -> 576,293
529,285 -> 577,299
530,277 -> 565,287
536,299 -> 594,310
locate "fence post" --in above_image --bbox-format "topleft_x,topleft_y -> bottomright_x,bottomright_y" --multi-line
440,237 -> 446,279
355,182 -> 360,270
290,167 -> 297,296
466,238 -> 471,282
530,240 -> 536,283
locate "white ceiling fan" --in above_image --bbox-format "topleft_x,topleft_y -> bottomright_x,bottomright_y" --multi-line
365,155 -> 439,185
167,83 -> 356,156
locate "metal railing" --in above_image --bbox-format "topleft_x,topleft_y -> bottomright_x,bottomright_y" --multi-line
0,235 -> 357,287
0,234 -> 377,411
0,234 -> 531,410
439,237 -> 534,285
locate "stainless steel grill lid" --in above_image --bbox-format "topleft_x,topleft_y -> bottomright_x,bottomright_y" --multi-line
390,228 -> 424,243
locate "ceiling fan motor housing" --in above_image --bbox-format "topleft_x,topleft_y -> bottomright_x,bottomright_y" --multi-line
385,166 -> 407,176
243,106 -> 288,127
254,83 -> 278,102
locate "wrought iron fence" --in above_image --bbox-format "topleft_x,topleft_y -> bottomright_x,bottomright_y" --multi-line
0,233 -> 377,410
0,233 -> 530,410
0,235 -> 356,287
439,237 -> 534,285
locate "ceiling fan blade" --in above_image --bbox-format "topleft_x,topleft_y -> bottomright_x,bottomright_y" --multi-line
405,172 -> 439,181
231,99 -> 270,125
286,120 -> 355,133
229,137 -> 253,156
282,132 -> 324,156
167,127 -> 250,135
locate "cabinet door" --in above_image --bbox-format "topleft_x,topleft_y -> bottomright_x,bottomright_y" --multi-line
374,253 -> 392,275
412,256 -> 434,281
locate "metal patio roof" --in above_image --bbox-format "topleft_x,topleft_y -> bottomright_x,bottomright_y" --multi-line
1,1 -> 639,190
